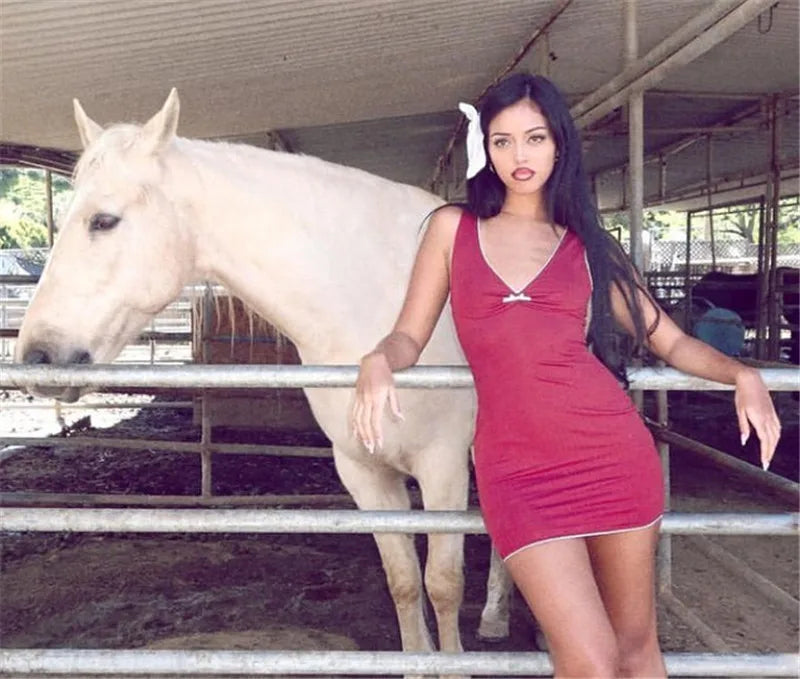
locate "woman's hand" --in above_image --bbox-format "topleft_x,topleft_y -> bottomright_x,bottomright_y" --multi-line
735,367 -> 781,470
351,351 -> 404,453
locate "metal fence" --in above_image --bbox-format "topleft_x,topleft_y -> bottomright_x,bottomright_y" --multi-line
1,363 -> 798,677
648,240 -> 800,273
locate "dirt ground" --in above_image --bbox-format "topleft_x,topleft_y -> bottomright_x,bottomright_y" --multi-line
0,388 -> 798,677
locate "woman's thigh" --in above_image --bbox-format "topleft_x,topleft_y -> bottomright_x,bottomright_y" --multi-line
504,538 -> 618,674
586,522 -> 663,662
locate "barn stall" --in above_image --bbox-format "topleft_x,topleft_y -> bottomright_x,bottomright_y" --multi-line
1,0 -> 799,676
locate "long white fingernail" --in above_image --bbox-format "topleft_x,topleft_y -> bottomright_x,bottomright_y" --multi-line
397,412 -> 405,421
376,437 -> 383,451
365,441 -> 374,454
762,459 -> 769,471
740,433 -> 748,446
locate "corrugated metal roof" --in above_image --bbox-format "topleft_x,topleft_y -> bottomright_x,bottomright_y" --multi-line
1,0 -> 798,208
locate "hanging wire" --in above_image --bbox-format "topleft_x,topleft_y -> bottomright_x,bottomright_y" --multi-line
757,3 -> 777,34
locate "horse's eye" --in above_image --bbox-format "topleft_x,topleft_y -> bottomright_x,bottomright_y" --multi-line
89,213 -> 120,232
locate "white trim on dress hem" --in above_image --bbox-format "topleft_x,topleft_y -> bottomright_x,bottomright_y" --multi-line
502,514 -> 663,562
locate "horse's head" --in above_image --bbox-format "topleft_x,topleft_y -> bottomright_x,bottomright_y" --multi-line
16,89 -> 197,401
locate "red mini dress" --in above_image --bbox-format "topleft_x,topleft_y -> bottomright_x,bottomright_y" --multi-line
450,210 -> 664,560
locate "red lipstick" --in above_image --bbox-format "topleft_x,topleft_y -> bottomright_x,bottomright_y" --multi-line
512,168 -> 534,181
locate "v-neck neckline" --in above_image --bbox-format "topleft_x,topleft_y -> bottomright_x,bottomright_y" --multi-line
476,219 -> 569,295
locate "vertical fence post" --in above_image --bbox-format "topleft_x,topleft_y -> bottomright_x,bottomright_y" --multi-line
656,378 -> 671,593
767,94 -> 782,360
200,286 -> 214,498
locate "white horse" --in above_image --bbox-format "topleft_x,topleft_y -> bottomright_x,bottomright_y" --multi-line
15,90 -> 515,673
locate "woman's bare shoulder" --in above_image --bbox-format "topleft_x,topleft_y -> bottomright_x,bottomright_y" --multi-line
425,204 -> 465,241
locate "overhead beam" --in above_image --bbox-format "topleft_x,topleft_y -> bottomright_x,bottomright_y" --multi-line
589,100 -> 766,177
0,143 -> 77,175
572,0 -> 746,122
584,124 -> 762,136
598,163 -> 798,212
573,0 -> 778,129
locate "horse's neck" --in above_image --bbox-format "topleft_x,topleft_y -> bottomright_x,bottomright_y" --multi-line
172,139 -> 427,362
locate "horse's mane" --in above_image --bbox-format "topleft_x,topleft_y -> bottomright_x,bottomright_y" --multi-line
75,122 -> 436,212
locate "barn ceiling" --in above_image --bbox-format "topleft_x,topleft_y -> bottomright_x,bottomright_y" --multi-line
1,0 -> 798,210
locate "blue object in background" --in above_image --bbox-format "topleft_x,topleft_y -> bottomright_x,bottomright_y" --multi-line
693,306 -> 745,356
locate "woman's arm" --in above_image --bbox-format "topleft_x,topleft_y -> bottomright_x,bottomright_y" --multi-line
352,205 -> 462,452
610,281 -> 781,470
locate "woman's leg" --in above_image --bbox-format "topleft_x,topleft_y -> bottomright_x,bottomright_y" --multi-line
586,523 -> 666,678
504,538 -> 619,678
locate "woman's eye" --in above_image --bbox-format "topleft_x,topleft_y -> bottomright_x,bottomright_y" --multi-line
492,138 -> 510,148
528,135 -> 546,144
89,213 -> 121,232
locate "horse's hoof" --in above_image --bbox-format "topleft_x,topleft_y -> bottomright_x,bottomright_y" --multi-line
477,617 -> 510,641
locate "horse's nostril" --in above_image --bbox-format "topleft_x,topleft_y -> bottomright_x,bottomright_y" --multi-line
23,348 -> 52,365
71,350 -> 93,365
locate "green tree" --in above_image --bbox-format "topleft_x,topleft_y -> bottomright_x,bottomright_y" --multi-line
0,166 -> 73,248
714,197 -> 799,244
0,214 -> 49,248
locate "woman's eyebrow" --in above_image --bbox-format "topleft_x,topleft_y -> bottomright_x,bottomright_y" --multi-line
490,126 -> 548,136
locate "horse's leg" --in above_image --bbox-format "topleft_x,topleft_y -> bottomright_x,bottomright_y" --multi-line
477,545 -> 513,640
414,444 -> 469,669
332,447 -> 434,657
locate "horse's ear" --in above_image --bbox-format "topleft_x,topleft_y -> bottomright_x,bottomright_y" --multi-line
141,88 -> 180,154
73,98 -> 103,149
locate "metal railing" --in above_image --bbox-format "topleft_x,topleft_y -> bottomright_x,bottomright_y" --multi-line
1,363 -> 798,677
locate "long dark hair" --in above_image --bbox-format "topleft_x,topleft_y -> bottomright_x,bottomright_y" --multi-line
461,72 -> 658,384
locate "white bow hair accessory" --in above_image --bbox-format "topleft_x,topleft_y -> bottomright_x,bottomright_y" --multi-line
458,102 -> 487,179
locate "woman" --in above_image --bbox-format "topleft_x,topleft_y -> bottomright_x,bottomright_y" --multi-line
351,73 -> 780,678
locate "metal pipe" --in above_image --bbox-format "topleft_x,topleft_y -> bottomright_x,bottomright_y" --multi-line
646,89 -> 766,100
0,435 -> 332,458
656,384 -> 672,593
685,210 -> 693,329
0,275 -> 39,284
200,395 -> 212,498
0,649 -> 797,677
707,135 -> 717,269
0,400 -> 193,411
0,491 -> 358,508
625,0 -> 645,274
625,0 -> 645,413
584,124 -> 763,135
2,364 -> 798,391
649,422 -> 799,505
0,329 -> 191,341
768,94 -> 782,359
756,191 -> 769,358
0,507 -> 796,535
575,0 -> 778,128
572,0 -> 745,119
